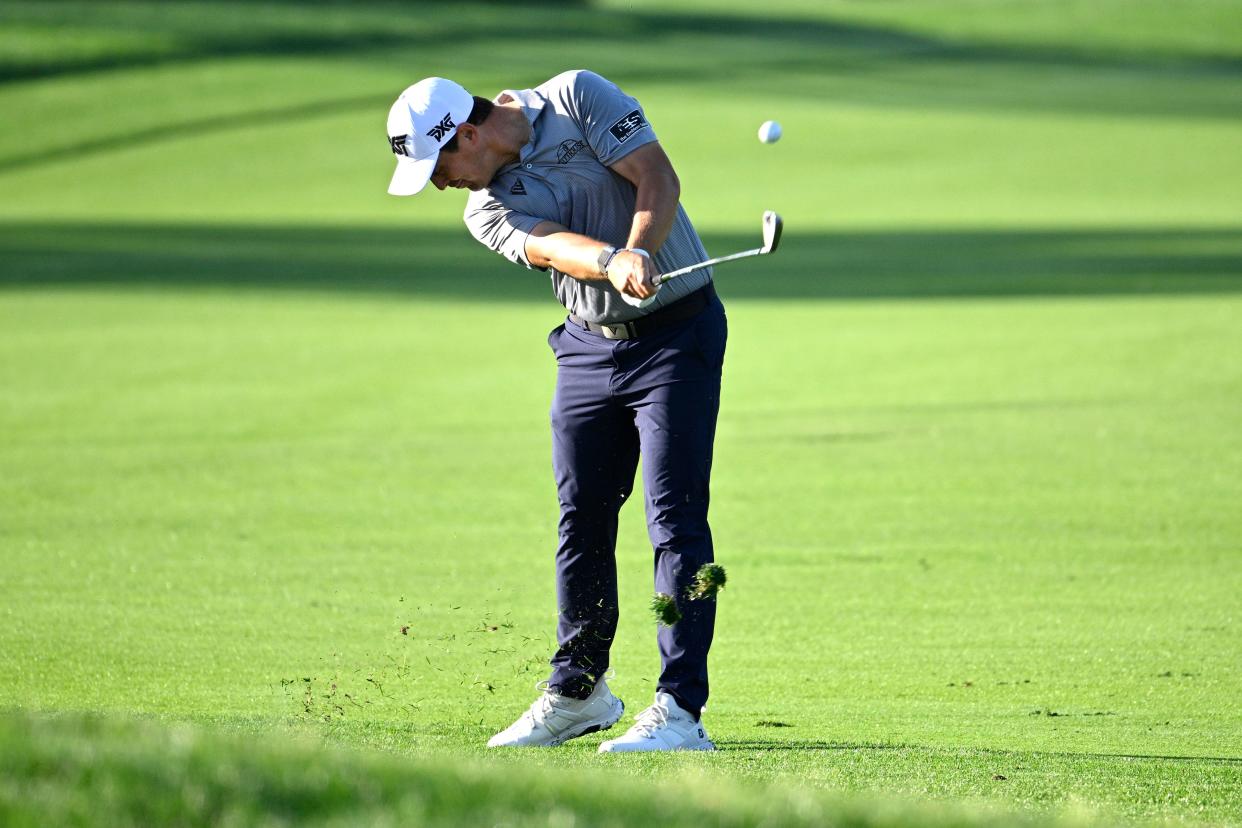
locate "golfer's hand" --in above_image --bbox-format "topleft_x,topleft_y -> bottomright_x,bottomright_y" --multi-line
608,249 -> 659,300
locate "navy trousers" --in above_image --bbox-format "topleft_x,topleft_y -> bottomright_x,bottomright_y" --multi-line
546,287 -> 726,719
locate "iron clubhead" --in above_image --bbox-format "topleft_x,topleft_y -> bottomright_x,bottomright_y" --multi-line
761,210 -> 783,254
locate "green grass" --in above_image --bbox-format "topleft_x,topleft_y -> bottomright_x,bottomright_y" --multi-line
2,710 -> 1134,828
1,1 -> 1240,825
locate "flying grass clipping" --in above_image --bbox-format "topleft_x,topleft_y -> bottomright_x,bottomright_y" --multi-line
651,564 -> 728,627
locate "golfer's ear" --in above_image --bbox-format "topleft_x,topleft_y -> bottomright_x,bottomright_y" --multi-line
456,123 -> 479,146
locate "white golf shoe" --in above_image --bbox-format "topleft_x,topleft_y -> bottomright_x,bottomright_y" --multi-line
486,679 -> 624,748
598,691 -> 715,753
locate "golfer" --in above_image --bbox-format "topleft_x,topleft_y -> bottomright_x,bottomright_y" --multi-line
386,70 -> 723,752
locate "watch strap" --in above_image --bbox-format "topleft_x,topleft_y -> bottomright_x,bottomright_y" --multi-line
597,245 -> 618,275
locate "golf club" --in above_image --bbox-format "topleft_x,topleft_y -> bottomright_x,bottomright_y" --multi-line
656,210 -> 783,285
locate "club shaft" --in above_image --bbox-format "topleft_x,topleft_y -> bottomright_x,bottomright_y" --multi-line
656,247 -> 763,284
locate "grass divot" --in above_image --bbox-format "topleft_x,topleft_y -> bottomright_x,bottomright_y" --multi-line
650,593 -> 682,627
688,563 -> 728,601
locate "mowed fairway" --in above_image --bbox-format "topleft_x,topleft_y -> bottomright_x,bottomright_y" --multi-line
1,1 -> 1241,825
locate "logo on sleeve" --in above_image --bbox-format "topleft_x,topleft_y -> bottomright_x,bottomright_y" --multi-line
608,110 -> 648,143
425,113 -> 456,142
557,139 -> 587,164
509,178 -> 527,195
389,135 -> 410,157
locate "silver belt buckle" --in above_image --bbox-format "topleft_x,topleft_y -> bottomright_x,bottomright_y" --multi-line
600,322 -> 633,340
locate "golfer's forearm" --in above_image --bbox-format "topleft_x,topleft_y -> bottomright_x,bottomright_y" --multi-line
625,168 -> 680,255
525,228 -> 612,281
523,164 -> 679,282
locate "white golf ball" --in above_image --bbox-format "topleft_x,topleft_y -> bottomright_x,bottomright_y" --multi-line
758,120 -> 782,144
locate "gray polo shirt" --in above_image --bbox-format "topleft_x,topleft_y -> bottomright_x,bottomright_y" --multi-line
464,70 -> 711,324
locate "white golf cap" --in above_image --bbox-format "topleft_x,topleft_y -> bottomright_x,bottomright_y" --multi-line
386,77 -> 474,196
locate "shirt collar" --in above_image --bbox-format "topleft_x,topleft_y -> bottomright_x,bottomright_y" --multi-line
495,88 -> 547,164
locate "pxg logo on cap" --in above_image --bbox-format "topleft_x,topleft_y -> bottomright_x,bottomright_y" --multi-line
387,77 -> 474,196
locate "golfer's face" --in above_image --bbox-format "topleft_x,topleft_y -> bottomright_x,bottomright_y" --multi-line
430,131 -> 488,192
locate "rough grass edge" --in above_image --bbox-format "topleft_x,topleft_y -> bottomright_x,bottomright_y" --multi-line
0,709 -> 1129,828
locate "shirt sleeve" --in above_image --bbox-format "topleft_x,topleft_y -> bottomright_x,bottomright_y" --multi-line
560,70 -> 658,166
463,191 -> 547,270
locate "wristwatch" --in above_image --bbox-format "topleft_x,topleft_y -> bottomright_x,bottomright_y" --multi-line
597,245 -> 619,275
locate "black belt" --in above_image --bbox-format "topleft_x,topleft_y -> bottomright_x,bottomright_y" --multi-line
570,284 -> 714,341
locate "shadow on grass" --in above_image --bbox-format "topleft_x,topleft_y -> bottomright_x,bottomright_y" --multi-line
6,3 -> 1240,86
0,94 -> 392,175
2,2 -> 1240,129
1,223 -> 1239,302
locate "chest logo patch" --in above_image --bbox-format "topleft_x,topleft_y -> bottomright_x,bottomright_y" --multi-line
510,178 -> 527,195
557,139 -> 587,164
608,110 -> 648,144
